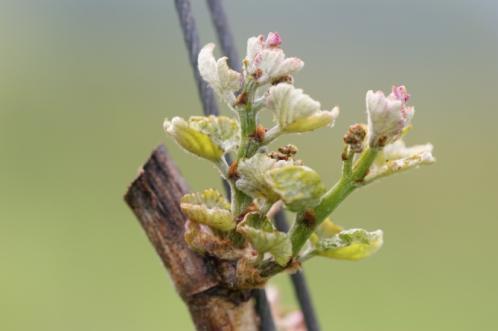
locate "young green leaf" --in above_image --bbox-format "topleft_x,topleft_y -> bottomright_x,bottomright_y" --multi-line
180,189 -> 235,231
237,213 -> 292,266
267,165 -> 325,211
237,153 -> 325,212
265,83 -> 339,133
235,153 -> 286,202
315,228 -> 383,261
189,115 -> 240,153
163,116 -> 240,162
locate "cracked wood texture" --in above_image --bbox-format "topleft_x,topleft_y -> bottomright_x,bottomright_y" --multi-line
124,145 -> 257,331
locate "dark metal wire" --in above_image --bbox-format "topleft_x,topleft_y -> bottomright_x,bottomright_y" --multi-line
253,288 -> 277,331
275,212 -> 321,331
173,0 -> 232,197
174,0 -> 219,116
206,0 -> 241,71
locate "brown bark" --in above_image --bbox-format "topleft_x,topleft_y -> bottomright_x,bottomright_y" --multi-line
124,145 -> 258,331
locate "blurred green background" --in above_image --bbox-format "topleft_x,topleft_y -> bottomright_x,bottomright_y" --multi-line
1,1 -> 497,330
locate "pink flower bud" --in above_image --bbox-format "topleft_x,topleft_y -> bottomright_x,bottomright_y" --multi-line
391,85 -> 410,103
265,32 -> 282,48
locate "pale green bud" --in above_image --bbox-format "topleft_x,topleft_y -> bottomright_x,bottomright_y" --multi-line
315,228 -> 383,261
180,188 -> 235,231
163,115 -> 240,162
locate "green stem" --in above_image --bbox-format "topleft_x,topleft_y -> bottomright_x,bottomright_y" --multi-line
351,147 -> 379,182
288,177 -> 354,255
237,106 -> 258,159
288,147 -> 379,256
232,81 -> 260,215
233,189 -> 253,215
342,146 -> 354,178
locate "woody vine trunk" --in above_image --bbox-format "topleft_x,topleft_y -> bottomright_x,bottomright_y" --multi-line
124,145 -> 258,331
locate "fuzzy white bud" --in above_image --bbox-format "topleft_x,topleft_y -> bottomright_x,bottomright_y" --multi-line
366,85 -> 415,148
198,43 -> 242,104
245,32 -> 304,84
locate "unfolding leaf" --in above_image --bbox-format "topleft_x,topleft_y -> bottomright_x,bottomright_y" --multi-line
189,116 -> 240,153
163,116 -> 239,162
198,43 -> 242,104
236,153 -> 325,211
241,212 -> 274,232
237,213 -> 292,266
180,189 -> 235,231
315,228 -> 383,261
236,153 -> 288,202
265,83 -> 339,133
375,140 -> 434,166
366,140 -> 435,183
267,165 -> 325,211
